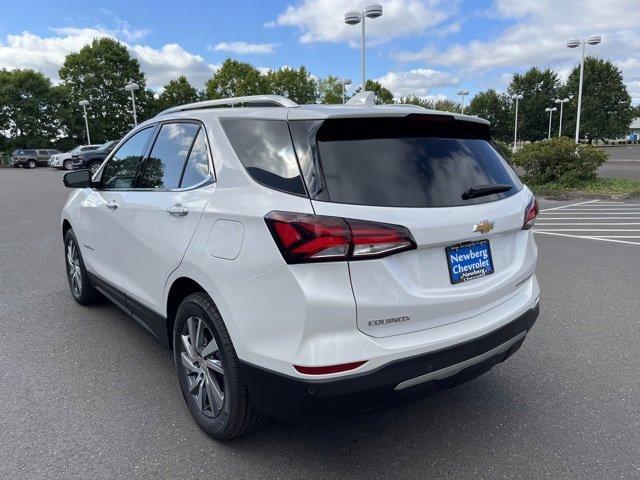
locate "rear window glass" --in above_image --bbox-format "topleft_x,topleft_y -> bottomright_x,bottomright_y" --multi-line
220,118 -> 306,196
307,116 -> 520,208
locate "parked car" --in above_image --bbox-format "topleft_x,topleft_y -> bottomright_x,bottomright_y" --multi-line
69,140 -> 119,174
60,93 -> 540,440
50,145 -> 101,169
11,148 -> 60,168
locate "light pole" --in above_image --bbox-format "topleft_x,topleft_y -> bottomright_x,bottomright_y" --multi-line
124,81 -> 140,126
545,107 -> 557,140
554,97 -> 570,137
78,100 -> 91,145
566,35 -> 601,143
512,93 -> 523,152
335,78 -> 352,104
345,4 -> 383,91
457,89 -> 469,114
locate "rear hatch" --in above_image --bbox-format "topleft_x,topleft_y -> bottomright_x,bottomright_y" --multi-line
290,114 -> 536,338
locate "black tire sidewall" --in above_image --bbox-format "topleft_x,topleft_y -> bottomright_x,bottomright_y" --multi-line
64,229 -> 95,304
64,160 -> 72,170
174,298 -> 233,435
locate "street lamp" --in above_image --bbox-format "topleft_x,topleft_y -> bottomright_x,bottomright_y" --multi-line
554,97 -> 570,137
335,78 -> 352,104
345,4 -> 383,91
457,89 -> 469,114
566,35 -> 601,143
545,107 -> 558,140
511,93 -> 523,152
124,81 -> 140,126
78,100 -> 91,145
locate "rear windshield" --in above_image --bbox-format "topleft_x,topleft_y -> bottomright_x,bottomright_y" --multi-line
292,115 -> 521,208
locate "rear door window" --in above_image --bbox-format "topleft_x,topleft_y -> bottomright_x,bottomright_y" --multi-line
220,118 -> 306,196
296,116 -> 521,208
139,122 -> 200,189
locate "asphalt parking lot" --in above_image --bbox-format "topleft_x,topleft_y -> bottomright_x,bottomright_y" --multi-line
1,167 -> 639,479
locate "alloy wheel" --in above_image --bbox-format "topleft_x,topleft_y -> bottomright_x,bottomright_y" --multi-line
66,240 -> 82,296
180,316 -> 225,417
90,163 -> 100,175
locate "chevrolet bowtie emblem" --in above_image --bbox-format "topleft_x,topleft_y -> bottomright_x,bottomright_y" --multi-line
473,220 -> 494,234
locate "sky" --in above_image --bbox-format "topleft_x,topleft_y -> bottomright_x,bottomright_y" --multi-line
0,0 -> 638,104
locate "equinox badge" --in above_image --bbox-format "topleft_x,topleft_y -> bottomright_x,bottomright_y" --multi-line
473,220 -> 494,234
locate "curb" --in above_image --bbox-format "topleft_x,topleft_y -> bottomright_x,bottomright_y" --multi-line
535,190 -> 640,201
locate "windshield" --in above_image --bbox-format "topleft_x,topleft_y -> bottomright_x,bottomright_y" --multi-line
97,141 -> 114,151
70,146 -> 82,154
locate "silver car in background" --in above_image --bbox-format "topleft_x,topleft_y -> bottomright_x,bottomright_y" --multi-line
49,145 -> 101,169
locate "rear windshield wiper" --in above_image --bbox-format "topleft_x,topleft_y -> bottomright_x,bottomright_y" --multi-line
462,184 -> 512,200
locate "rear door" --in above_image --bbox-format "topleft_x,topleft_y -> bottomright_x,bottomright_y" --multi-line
293,115 -> 536,338
118,121 -> 214,319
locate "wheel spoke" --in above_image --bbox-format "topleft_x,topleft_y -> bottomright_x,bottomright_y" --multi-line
181,352 -> 201,374
189,372 -> 203,395
195,318 -> 204,354
204,358 -> 223,375
205,375 -> 224,413
181,334 -> 197,358
187,317 -> 198,351
198,379 -> 206,412
200,336 -> 218,358
74,270 -> 82,292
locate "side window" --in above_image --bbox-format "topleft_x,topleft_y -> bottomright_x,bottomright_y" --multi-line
139,123 -> 200,189
180,128 -> 210,188
100,127 -> 153,189
220,118 -> 306,196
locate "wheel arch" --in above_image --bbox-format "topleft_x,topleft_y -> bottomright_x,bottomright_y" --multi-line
165,277 -> 207,350
62,219 -> 72,239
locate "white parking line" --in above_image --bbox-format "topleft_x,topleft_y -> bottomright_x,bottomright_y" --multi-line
534,231 -> 640,246
539,200 -> 599,212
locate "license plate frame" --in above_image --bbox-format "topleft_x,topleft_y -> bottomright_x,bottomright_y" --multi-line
445,239 -> 494,285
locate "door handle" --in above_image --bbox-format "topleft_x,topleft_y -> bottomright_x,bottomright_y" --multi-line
166,204 -> 189,216
105,201 -> 118,210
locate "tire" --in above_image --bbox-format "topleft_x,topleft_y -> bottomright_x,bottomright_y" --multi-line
89,162 -> 101,175
174,292 -> 263,440
64,160 -> 73,170
64,229 -> 100,306
27,160 -> 37,169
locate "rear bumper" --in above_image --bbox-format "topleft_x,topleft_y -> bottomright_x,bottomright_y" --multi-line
239,303 -> 539,423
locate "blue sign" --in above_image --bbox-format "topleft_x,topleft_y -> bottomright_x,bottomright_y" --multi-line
446,240 -> 494,284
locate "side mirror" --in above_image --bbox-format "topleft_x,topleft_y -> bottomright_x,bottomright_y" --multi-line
63,169 -> 93,188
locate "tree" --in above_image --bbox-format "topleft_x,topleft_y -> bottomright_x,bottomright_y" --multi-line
433,99 -> 460,112
353,80 -> 394,104
560,57 -> 633,142
267,66 -> 317,104
398,94 -> 434,109
205,59 -> 268,99
156,75 -> 200,112
467,89 -> 512,142
0,69 -> 59,148
508,67 -> 560,142
59,38 -> 152,143
318,75 -> 344,104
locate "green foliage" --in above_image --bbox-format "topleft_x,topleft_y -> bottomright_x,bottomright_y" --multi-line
205,59 -> 269,99
352,80 -> 394,105
508,67 -> 560,142
59,38 -> 151,143
0,69 -> 60,148
155,75 -> 200,113
467,89 -> 512,142
512,137 -> 607,185
560,57 -> 633,142
266,66 -> 317,104
397,94 -> 433,108
530,177 -> 640,197
318,75 -> 345,104
433,99 -> 460,112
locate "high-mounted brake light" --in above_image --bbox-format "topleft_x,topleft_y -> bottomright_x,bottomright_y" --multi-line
293,361 -> 367,375
264,211 -> 416,264
523,197 -> 539,230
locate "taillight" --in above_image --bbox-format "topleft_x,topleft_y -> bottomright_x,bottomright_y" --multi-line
523,197 -> 538,230
264,211 -> 416,264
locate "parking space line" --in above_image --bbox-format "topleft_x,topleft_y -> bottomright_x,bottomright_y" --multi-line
533,231 -> 640,246
539,200 -> 599,212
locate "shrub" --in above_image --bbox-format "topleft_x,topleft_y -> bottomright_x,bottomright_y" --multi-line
493,140 -> 513,160
511,137 -> 608,185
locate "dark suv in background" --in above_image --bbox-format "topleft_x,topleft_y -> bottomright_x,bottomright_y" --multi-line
70,140 -> 119,174
11,149 -> 60,168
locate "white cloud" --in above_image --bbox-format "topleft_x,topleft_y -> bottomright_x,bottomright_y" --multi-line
0,28 -> 217,90
210,41 -> 279,55
376,68 -> 459,98
271,0 -> 454,45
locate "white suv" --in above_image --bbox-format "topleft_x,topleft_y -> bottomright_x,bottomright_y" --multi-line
60,93 -> 540,440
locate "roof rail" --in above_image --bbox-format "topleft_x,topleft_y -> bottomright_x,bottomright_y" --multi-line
157,95 -> 298,116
